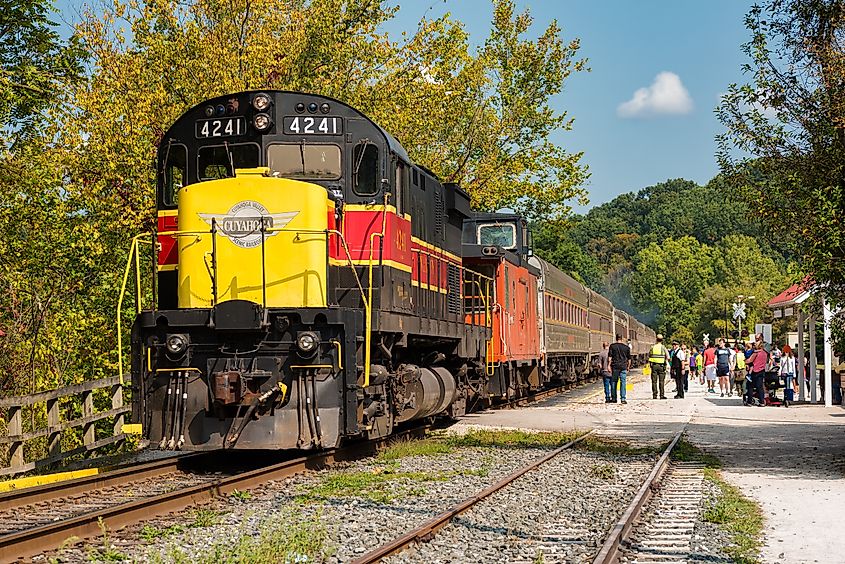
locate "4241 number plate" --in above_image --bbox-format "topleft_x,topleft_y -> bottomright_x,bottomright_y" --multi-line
196,117 -> 246,139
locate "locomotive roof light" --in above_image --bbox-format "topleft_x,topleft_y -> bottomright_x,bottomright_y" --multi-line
307,102 -> 318,113
253,113 -> 272,131
296,331 -> 320,357
203,105 -> 215,117
252,93 -> 272,112
295,102 -> 305,113
320,103 -> 330,114
165,333 -> 189,358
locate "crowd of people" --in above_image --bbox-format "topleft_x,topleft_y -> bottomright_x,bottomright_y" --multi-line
643,333 -> 800,405
595,332 -> 806,406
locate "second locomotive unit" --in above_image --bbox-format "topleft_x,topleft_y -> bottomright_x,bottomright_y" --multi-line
131,90 -> 653,451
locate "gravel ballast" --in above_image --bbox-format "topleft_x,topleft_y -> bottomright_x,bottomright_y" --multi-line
42,437 -> 657,563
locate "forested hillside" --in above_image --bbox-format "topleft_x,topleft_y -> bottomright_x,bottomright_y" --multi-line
534,178 -> 796,343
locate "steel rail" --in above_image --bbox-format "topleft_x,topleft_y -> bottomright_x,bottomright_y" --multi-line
591,429 -> 685,564
0,453 -> 202,512
351,430 -> 595,564
0,427 -> 429,563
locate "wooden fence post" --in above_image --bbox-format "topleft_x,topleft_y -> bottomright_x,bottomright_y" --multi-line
6,405 -> 23,470
46,398 -> 61,459
82,389 -> 95,446
111,384 -> 124,444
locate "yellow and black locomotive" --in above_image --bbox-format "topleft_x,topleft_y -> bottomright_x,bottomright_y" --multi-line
132,91 -> 493,450
131,90 -> 655,452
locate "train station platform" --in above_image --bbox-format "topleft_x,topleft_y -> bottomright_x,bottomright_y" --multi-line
451,369 -> 845,564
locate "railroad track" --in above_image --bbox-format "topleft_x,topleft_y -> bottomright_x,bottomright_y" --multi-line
351,428 -> 687,564
0,426 -> 429,563
0,378 -> 603,562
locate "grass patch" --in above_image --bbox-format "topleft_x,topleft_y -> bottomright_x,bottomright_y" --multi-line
297,464 -> 490,504
589,462 -> 617,480
87,517 -> 127,562
229,489 -> 253,501
703,468 -> 764,564
163,509 -> 331,564
189,507 -> 223,528
671,436 -> 722,468
445,429 -> 581,449
376,437 -> 453,461
139,523 -> 186,541
576,435 -> 660,456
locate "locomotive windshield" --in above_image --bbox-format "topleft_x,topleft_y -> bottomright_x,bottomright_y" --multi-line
267,143 -> 342,180
478,223 -> 516,249
198,143 -> 259,180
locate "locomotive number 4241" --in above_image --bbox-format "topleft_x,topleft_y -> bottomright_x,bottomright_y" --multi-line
283,116 -> 343,135
196,117 -> 246,138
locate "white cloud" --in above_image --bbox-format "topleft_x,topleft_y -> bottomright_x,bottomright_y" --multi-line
617,72 -> 694,118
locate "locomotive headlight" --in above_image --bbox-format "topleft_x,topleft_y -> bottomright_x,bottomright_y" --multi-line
252,93 -> 272,111
253,113 -> 272,131
165,333 -> 189,356
296,331 -> 319,356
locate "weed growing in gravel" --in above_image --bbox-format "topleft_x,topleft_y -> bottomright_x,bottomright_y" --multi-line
297,464 -> 492,504
671,437 -> 722,468
229,489 -> 253,501
86,517 -> 127,562
576,435 -> 659,456
140,523 -> 186,541
703,468 -> 764,564
164,509 -> 331,564
376,437 -> 453,460
533,550 -> 546,563
189,507 -> 223,528
589,463 -> 617,480
445,429 -> 581,449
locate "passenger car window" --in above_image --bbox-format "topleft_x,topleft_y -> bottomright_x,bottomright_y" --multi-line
267,143 -> 342,180
197,143 -> 259,180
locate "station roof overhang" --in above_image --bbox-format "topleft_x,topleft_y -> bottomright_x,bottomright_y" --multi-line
768,277 -> 813,316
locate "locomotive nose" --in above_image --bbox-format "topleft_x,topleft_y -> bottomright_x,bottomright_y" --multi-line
176,171 -> 330,309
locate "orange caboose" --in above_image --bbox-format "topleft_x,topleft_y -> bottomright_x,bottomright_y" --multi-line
462,213 -> 541,400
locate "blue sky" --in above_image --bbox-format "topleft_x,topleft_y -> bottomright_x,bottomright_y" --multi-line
54,0 -> 756,213
385,0 -> 756,212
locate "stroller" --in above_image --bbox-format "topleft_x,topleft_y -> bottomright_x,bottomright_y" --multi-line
763,370 -> 789,407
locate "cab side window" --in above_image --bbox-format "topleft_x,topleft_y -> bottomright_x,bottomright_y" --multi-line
163,144 -> 187,206
353,142 -> 379,196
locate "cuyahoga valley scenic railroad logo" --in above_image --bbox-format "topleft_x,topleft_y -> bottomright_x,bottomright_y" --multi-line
198,201 -> 299,249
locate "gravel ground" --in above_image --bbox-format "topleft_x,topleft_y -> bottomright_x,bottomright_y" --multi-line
382,450 -> 655,564
688,477 -> 734,563
44,444 -> 564,562
43,441 -> 656,563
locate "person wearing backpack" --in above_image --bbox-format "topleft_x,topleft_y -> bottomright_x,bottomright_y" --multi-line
648,334 -> 670,400
715,338 -> 733,397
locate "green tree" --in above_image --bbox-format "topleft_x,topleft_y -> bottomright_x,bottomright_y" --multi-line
717,0 -> 845,306
629,236 -> 716,338
0,0 -> 83,143
532,220 -> 602,287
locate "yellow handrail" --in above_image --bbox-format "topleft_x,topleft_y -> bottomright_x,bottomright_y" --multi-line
116,235 -> 150,385
363,195 -> 390,388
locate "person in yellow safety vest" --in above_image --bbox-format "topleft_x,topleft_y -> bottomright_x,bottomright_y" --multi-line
649,334 -> 671,399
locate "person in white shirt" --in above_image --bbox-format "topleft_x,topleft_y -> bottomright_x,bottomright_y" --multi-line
781,347 -> 797,401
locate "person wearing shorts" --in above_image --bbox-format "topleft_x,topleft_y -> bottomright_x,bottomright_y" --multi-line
715,338 -> 733,397
703,342 -> 717,393
733,344 -> 746,397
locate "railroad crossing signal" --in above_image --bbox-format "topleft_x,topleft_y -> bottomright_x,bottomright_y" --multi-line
732,302 -> 746,320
